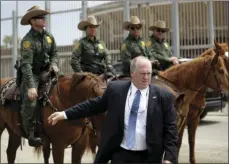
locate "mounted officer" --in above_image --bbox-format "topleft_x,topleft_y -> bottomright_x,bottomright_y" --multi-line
120,16 -> 157,75
19,6 -> 59,147
71,15 -> 114,75
146,20 -> 179,70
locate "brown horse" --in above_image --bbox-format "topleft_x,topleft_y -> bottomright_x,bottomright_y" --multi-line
0,72 -> 106,164
178,42 -> 229,164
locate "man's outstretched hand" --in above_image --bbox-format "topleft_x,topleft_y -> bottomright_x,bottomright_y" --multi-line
48,111 -> 65,125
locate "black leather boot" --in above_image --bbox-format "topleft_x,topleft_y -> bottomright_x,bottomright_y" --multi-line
28,128 -> 42,147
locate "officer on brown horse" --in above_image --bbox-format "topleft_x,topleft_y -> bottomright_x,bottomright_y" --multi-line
19,6 -> 59,147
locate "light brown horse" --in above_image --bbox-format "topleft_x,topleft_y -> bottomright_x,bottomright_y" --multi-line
0,72 -> 106,164
178,42 -> 229,164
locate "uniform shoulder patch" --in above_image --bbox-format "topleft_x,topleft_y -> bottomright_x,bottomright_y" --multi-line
46,36 -> 52,44
164,42 -> 169,49
141,41 -> 145,47
23,41 -> 31,49
74,42 -> 80,50
98,43 -> 104,50
121,44 -> 126,51
146,40 -> 151,47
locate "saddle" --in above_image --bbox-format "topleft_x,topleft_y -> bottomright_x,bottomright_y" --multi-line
0,71 -> 58,138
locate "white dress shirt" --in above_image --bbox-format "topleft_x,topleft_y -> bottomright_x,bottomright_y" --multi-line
120,83 -> 149,151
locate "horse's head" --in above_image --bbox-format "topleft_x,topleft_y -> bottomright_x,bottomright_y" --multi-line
204,41 -> 228,95
70,72 -> 106,103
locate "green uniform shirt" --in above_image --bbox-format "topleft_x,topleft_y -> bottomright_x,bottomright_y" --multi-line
145,35 -> 173,70
120,34 -> 154,74
20,28 -> 59,88
71,36 -> 111,74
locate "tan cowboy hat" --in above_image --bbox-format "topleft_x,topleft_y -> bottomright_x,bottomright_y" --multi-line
149,20 -> 169,32
20,6 -> 50,25
78,15 -> 102,31
123,16 -> 145,30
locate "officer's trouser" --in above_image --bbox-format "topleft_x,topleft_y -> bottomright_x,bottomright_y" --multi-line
20,75 -> 40,135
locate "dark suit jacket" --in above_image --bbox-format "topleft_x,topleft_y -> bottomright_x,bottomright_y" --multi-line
65,80 -> 178,164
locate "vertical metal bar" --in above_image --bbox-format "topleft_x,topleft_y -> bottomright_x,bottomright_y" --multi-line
16,1 -> 19,57
172,0 -> 180,57
45,0 -> 51,32
123,0 -> 130,39
12,10 -> 17,77
82,1 -> 88,37
208,0 -> 214,46
228,1 -> 229,43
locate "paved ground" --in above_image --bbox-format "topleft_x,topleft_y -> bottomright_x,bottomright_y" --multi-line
1,106 -> 228,163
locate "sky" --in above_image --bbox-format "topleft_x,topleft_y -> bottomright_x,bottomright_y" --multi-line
1,1 -> 112,46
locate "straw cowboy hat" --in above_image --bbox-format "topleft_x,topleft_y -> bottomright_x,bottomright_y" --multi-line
78,15 -> 102,31
123,16 -> 145,30
149,20 -> 169,32
20,6 -> 50,25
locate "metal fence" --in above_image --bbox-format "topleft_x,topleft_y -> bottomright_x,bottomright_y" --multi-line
1,0 -> 228,78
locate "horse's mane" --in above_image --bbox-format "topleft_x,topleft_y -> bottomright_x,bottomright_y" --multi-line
200,47 -> 215,57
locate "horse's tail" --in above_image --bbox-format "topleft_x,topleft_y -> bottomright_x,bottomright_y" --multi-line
33,146 -> 43,159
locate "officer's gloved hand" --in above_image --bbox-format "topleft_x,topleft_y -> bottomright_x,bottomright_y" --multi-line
107,65 -> 115,73
51,65 -> 59,73
151,60 -> 160,66
28,88 -> 38,101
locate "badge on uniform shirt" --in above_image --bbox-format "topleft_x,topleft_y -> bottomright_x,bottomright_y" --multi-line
98,43 -> 104,50
46,36 -> 52,44
121,44 -> 126,51
164,42 -> 169,49
141,41 -> 145,47
146,40 -> 151,47
74,42 -> 80,50
23,41 -> 31,49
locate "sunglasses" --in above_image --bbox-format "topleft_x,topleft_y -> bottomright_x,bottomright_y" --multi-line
156,29 -> 165,33
130,26 -> 141,30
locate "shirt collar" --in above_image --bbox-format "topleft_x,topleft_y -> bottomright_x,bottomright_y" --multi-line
130,82 -> 149,96
85,35 -> 99,43
30,27 -> 44,37
128,34 -> 142,41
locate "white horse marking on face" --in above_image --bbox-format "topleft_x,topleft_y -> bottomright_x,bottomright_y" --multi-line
225,52 -> 228,57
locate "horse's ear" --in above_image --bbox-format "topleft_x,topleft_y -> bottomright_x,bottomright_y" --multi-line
71,73 -> 86,90
214,40 -> 221,49
212,40 -> 223,65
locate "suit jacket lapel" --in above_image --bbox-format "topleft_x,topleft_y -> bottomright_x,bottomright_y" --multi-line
119,81 -> 131,130
147,85 -> 157,127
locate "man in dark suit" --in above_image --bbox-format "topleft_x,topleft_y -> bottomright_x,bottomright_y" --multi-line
48,56 -> 178,164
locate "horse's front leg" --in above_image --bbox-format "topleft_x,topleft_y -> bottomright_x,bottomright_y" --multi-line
177,119 -> 187,153
43,138 -> 51,164
71,128 -> 89,164
51,142 -> 65,164
187,109 -> 202,164
6,127 -> 21,164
